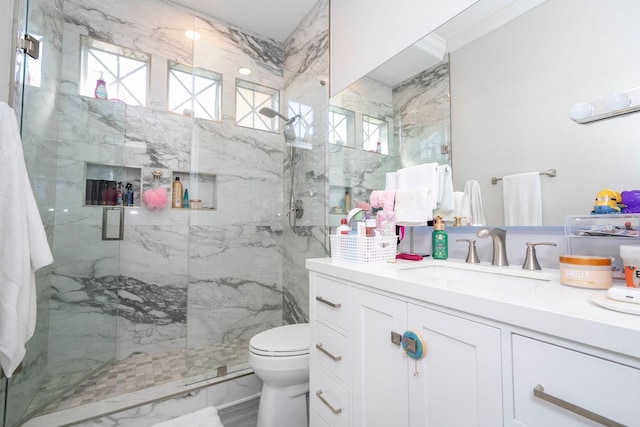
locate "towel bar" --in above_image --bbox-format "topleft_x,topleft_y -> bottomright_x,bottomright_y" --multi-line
491,169 -> 556,185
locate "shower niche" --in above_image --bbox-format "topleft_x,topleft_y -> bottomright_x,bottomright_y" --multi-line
84,162 -> 142,207
172,171 -> 217,210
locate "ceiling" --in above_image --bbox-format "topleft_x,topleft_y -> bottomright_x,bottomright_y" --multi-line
170,0 -> 318,42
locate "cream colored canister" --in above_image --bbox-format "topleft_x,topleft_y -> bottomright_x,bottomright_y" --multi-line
620,245 -> 640,288
559,255 -> 612,289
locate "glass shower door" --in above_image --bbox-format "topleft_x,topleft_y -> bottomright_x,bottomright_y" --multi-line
4,0 -> 120,424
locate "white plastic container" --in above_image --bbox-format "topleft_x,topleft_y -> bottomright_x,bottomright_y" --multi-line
620,245 -> 640,288
559,255 -> 612,289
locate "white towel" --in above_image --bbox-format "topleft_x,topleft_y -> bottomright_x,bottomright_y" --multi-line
385,172 -> 397,190
436,164 -> 454,211
463,180 -> 486,226
503,172 -> 542,226
396,163 -> 438,208
0,102 -> 53,378
395,188 -> 433,225
151,406 -> 224,427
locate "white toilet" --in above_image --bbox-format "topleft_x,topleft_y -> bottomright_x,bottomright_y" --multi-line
249,323 -> 310,427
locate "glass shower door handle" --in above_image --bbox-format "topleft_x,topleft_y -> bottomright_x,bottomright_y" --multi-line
102,207 -> 124,240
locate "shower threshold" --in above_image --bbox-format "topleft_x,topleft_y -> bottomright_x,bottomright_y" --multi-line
19,338 -> 251,426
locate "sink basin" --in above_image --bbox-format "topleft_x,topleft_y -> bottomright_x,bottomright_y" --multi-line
400,262 -> 553,282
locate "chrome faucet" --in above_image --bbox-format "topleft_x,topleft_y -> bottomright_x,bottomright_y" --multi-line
477,228 -> 509,266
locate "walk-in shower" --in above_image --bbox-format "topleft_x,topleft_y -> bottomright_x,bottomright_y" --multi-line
259,107 -> 305,226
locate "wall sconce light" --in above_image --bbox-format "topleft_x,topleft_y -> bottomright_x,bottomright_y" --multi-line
569,87 -> 640,124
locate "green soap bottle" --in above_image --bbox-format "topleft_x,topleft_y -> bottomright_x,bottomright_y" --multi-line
432,216 -> 448,260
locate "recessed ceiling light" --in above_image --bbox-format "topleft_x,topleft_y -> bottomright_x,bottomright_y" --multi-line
185,30 -> 200,41
239,68 -> 252,76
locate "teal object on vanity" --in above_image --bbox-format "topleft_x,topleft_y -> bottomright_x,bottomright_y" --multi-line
432,216 -> 448,260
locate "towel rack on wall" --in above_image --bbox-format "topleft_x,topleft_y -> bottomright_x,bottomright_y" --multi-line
491,169 -> 556,185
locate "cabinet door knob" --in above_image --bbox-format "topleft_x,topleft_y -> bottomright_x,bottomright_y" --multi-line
533,384 -> 624,427
316,343 -> 342,361
316,295 -> 341,308
316,390 -> 342,414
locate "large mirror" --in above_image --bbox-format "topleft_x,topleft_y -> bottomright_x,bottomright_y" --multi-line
329,0 -> 640,226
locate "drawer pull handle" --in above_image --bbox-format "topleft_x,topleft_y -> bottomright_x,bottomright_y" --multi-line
316,343 -> 342,361
316,390 -> 342,414
316,296 -> 341,309
533,385 -> 624,427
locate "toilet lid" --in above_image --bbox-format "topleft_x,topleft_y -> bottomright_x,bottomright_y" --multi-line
249,323 -> 310,357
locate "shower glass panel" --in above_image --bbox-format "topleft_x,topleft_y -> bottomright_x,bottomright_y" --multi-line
6,0 -> 121,423
185,33 -> 329,382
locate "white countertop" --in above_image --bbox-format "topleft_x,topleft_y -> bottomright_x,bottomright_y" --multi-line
306,257 -> 640,360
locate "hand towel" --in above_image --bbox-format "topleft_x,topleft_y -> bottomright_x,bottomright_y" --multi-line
436,164 -> 454,211
463,180 -> 486,226
0,102 -> 53,378
151,406 -> 225,427
385,172 -> 397,190
396,163 -> 438,207
395,188 -> 433,226
502,172 -> 542,226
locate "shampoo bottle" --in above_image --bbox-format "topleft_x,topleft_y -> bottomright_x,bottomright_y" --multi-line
172,177 -> 183,208
432,216 -> 448,260
344,191 -> 351,212
125,183 -> 134,206
183,188 -> 189,208
337,218 -> 351,235
95,72 -> 108,100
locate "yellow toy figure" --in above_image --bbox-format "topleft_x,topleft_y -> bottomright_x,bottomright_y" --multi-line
592,189 -> 622,214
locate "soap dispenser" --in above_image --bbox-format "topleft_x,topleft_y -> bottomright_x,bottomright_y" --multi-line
432,216 -> 448,260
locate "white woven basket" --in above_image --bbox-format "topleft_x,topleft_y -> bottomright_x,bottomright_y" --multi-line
330,234 -> 397,263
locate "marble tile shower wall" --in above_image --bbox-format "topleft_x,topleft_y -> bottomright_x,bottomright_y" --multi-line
392,56 -> 451,168
44,0 -> 310,374
329,77 -> 400,214
281,0 -> 329,324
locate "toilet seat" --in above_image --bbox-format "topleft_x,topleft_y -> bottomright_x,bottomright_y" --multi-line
249,323 -> 310,357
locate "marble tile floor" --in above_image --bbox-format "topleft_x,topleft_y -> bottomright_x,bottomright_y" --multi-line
27,338 -> 252,417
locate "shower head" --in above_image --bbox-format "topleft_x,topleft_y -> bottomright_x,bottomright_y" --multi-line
259,107 -> 289,122
258,107 -> 301,125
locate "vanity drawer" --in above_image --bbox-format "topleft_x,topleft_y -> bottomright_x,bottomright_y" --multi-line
313,368 -> 349,427
314,276 -> 350,332
314,321 -> 350,385
512,334 -> 639,426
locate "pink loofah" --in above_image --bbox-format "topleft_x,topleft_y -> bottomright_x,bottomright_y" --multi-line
142,187 -> 169,210
357,200 -> 371,212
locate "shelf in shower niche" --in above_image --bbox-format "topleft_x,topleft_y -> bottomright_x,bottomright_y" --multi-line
171,171 -> 217,210
84,162 -> 141,207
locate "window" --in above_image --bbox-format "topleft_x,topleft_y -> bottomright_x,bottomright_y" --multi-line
80,36 -> 149,106
235,79 -> 279,131
287,101 -> 314,140
168,62 -> 222,121
328,105 -> 355,147
362,115 -> 389,155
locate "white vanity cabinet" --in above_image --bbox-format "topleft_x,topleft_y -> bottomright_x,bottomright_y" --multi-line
307,258 -> 640,427
310,274 -> 352,427
351,288 -> 503,427
310,271 -> 502,426
511,335 -> 639,426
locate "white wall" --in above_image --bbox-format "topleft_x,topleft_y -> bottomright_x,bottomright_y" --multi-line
0,0 -> 14,103
330,0 -> 477,97
450,0 -> 640,225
